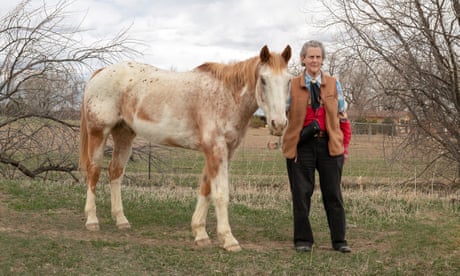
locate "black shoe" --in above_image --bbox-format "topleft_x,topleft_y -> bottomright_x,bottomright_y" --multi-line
295,245 -> 312,252
335,245 -> 351,253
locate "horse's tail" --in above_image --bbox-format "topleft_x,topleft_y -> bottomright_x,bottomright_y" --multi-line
79,99 -> 88,178
79,68 -> 104,178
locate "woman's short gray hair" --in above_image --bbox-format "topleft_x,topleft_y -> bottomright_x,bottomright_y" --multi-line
299,40 -> 326,66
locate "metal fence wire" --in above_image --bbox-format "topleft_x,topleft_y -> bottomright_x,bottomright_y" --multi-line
123,122 -> 458,193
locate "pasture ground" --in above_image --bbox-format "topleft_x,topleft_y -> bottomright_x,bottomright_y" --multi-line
1,128 -> 460,275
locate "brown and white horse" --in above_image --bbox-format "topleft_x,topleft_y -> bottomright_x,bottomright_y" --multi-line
79,45 -> 291,251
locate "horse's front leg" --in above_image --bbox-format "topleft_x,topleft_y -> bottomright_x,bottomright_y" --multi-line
196,142 -> 240,251
211,158 -> 241,251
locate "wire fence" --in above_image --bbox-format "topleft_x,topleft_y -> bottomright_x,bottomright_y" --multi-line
122,122 -> 459,194
1,118 -> 457,194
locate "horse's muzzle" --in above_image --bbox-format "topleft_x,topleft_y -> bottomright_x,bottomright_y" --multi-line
269,118 -> 287,136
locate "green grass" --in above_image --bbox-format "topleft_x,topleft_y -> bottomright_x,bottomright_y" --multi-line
1,130 -> 459,274
1,178 -> 459,275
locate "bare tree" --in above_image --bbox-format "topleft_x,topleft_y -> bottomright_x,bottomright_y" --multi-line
323,0 -> 460,181
0,0 -> 139,180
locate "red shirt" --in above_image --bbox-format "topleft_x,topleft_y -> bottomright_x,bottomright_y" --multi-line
303,105 -> 352,154
303,106 -> 326,130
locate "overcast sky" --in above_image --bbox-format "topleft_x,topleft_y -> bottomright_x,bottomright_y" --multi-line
3,0 -> 338,71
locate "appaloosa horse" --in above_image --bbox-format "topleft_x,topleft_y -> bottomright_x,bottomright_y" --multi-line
79,45 -> 291,251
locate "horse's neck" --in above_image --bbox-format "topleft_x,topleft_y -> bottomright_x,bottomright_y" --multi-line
237,87 -> 259,122
195,57 -> 259,101
230,78 -> 260,134
195,58 -> 260,129
226,92 -> 258,157
225,58 -> 260,121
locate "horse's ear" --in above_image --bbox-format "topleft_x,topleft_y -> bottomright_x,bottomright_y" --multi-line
282,45 -> 292,62
260,45 -> 270,63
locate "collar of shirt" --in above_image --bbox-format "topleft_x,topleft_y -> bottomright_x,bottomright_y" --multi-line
304,72 -> 322,87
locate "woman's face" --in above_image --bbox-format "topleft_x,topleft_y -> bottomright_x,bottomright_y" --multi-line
301,47 -> 323,77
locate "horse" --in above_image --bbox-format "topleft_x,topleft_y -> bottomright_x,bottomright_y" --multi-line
79,45 -> 291,251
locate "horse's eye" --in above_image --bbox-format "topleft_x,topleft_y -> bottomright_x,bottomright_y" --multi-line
260,77 -> 266,86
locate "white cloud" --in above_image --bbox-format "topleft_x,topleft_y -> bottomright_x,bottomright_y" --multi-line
1,0 -> 338,71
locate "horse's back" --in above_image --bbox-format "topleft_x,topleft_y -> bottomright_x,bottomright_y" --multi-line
83,61 -> 205,148
85,61 -> 169,97
85,62 -> 181,117
85,61 -> 205,100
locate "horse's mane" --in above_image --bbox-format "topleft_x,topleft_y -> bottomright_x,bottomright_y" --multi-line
195,56 -> 260,92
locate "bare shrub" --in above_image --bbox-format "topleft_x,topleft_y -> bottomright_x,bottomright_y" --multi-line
0,0 -> 139,179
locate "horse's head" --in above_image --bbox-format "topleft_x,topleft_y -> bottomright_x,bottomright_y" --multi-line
256,45 -> 291,136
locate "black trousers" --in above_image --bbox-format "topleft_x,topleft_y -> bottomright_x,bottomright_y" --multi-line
286,137 -> 347,249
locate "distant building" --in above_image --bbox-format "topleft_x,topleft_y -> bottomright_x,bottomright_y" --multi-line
347,109 -> 413,135
347,109 -> 411,124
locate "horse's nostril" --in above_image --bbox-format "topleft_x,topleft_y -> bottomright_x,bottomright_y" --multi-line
271,119 -> 287,130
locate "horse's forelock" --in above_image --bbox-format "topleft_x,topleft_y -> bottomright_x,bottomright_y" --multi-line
264,52 -> 289,73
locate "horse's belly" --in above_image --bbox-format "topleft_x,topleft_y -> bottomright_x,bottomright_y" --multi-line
131,118 -> 201,150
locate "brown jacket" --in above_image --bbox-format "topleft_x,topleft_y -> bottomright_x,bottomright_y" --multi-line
282,72 -> 344,159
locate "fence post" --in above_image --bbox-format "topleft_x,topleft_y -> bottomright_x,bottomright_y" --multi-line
368,122 -> 371,141
148,143 -> 151,180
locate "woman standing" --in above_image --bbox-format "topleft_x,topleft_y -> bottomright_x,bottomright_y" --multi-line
282,40 -> 352,253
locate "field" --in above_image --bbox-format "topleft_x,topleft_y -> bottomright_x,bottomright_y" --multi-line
1,128 -> 460,275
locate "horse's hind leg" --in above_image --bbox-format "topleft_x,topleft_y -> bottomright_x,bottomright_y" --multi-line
109,123 -> 135,229
191,167 -> 212,247
85,128 -> 109,231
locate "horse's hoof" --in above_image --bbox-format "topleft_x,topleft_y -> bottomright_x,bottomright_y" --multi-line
86,223 -> 100,231
224,244 -> 242,252
117,223 -> 131,230
195,238 -> 212,247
